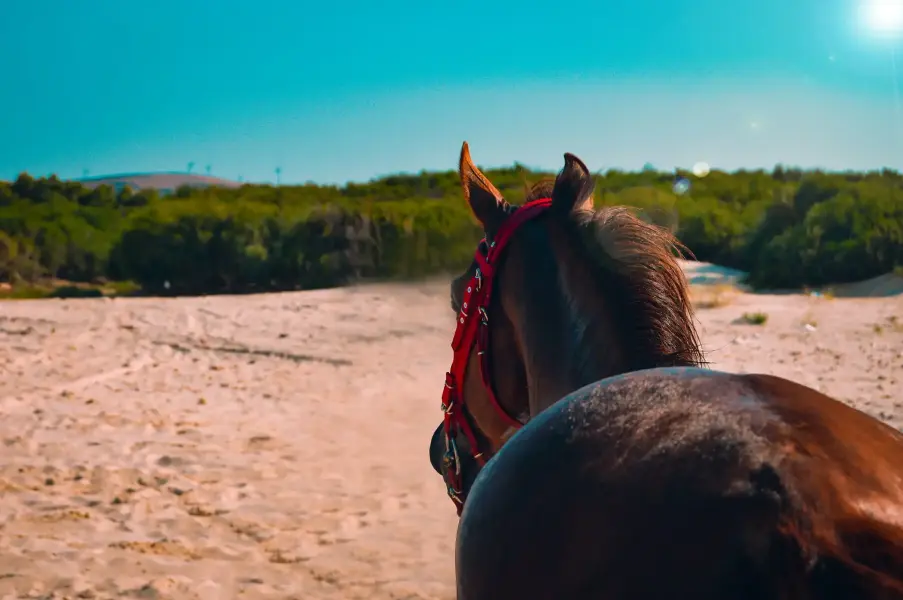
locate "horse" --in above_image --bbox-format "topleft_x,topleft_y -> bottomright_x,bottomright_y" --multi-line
428,142 -> 903,599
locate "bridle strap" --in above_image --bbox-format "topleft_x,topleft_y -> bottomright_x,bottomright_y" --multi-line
440,198 -> 553,513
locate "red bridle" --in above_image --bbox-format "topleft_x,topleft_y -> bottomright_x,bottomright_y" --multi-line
440,197 -> 553,514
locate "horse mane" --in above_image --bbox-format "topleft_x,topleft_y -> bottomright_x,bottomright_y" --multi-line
525,181 -> 706,370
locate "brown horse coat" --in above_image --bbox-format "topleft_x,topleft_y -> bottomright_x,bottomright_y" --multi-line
428,143 -> 903,599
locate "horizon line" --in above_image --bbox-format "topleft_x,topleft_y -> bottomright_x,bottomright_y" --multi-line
5,162 -> 903,187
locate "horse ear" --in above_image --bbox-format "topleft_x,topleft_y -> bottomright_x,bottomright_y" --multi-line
459,142 -> 507,232
552,152 -> 595,213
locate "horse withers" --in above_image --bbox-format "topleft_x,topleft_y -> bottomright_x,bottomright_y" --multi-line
428,142 -> 903,599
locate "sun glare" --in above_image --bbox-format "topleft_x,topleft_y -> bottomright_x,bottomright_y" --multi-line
860,0 -> 903,36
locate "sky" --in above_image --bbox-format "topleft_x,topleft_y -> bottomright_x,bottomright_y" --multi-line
3,0 -> 903,184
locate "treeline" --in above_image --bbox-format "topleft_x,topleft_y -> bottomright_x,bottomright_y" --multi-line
1,165 -> 902,296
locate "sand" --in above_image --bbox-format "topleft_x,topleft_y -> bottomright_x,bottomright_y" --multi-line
1,276 -> 901,600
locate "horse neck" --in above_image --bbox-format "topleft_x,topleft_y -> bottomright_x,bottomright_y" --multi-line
506,229 -> 631,416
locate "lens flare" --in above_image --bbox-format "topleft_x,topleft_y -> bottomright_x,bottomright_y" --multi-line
692,162 -> 711,177
672,178 -> 691,195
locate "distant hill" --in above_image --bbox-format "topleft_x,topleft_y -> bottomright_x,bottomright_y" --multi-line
71,172 -> 243,196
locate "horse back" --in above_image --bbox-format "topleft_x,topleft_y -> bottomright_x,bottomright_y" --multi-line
456,368 -> 903,599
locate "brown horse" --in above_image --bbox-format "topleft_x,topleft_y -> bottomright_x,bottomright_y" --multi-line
428,142 -> 903,599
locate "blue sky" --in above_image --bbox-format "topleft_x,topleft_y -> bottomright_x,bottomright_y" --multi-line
2,0 -> 902,184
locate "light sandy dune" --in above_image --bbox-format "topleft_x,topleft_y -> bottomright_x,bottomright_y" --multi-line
0,277 -> 901,599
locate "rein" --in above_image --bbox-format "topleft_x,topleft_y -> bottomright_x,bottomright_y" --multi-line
440,197 -> 553,514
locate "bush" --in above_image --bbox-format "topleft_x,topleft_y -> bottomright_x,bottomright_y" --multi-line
48,285 -> 104,298
741,312 -> 769,325
1,165 -> 901,296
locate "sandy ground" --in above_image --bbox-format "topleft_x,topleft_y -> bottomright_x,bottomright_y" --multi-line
1,277 -> 902,600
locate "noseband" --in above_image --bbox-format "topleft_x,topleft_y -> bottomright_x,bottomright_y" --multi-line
440,197 -> 553,514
